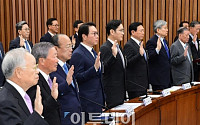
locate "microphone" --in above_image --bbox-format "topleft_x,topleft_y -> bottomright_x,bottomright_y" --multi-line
126,80 -> 148,101
79,96 -> 113,122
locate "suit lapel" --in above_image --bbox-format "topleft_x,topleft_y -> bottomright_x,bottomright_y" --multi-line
38,73 -> 51,95
4,82 -> 30,116
79,44 -> 95,63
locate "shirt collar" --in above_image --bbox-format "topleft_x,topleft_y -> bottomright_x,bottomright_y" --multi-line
81,42 -> 93,52
6,79 -> 26,99
108,38 -> 115,45
179,39 -> 187,48
48,31 -> 56,37
156,34 -> 164,42
131,36 -> 141,45
58,59 -> 66,67
38,68 -> 49,82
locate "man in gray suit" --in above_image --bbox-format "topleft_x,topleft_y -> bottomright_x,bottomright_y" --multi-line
170,27 -> 194,85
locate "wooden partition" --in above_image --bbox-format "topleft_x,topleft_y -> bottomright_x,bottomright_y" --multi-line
1,0 -> 200,52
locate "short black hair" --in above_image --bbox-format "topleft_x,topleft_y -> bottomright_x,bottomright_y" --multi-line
179,21 -> 189,27
78,22 -> 96,42
16,21 -> 28,33
46,18 -> 57,29
129,22 -> 143,35
177,27 -> 189,36
106,20 -> 122,36
73,20 -> 83,28
189,21 -> 199,27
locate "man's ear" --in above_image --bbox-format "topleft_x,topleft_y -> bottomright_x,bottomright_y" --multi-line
131,30 -> 135,36
82,34 -> 87,41
38,58 -> 45,66
15,67 -> 23,79
110,29 -> 115,35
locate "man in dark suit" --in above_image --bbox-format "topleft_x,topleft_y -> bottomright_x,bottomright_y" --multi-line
188,21 -> 200,81
100,20 -> 126,108
174,21 -> 189,42
146,20 -> 171,91
0,48 -> 48,125
70,20 -> 83,51
171,27 -> 194,85
123,22 -> 148,99
9,21 -> 33,53
70,22 -> 105,122
50,34 -> 82,125
0,41 -> 5,86
27,42 -> 61,125
40,18 -> 59,42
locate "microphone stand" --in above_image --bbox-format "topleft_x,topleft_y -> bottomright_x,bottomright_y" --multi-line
126,80 -> 148,101
79,96 -> 113,122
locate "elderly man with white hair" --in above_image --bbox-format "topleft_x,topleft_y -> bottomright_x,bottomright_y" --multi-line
0,48 -> 48,125
146,20 -> 171,91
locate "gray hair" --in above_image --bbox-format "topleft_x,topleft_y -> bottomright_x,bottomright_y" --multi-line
31,42 -> 54,64
153,20 -> 167,33
2,48 -> 27,79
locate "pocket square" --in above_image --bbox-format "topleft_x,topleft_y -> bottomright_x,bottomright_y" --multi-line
64,112 -> 69,118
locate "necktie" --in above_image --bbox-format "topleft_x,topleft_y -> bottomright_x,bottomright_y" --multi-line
25,40 -> 30,53
163,39 -> 170,59
184,45 -> 191,63
24,93 -> 33,114
117,45 -> 125,68
63,64 -> 75,88
91,48 -> 97,59
47,77 -> 53,89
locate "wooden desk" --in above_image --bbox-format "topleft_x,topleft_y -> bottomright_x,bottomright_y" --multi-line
86,85 -> 200,125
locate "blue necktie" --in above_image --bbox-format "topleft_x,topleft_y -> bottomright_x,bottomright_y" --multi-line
25,41 -> 30,53
63,64 -> 75,88
91,49 -> 101,73
163,39 -> 170,59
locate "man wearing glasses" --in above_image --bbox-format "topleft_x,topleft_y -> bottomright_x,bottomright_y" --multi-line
9,21 -> 33,53
40,18 -> 59,42
70,22 -> 105,123
50,34 -> 82,125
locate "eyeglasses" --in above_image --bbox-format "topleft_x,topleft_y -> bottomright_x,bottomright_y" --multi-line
90,32 -> 99,36
52,24 -> 60,27
21,64 -> 38,70
22,28 -> 31,31
65,44 -> 74,49
116,29 -> 124,33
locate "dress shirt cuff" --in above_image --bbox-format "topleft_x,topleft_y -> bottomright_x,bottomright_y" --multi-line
155,48 -> 160,54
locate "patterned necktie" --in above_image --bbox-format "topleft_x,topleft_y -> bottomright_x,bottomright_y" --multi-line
63,64 -> 75,88
25,40 -> 30,53
47,76 -> 53,89
117,44 -> 125,68
24,93 -> 33,114
163,39 -> 170,59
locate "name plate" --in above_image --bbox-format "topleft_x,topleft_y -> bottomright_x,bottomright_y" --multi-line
182,83 -> 191,90
162,89 -> 171,97
125,106 -> 134,117
143,97 -> 152,106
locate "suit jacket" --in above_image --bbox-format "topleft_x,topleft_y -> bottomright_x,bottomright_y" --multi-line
0,42 -> 5,86
146,35 -> 171,88
40,32 -> 52,42
9,37 -> 33,51
123,38 -> 148,91
188,35 -> 200,81
27,73 -> 61,125
0,82 -> 48,125
50,64 -> 82,125
170,40 -> 194,85
70,44 -> 105,113
100,40 -> 126,108
70,33 -> 80,51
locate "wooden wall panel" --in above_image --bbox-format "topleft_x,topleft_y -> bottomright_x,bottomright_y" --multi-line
0,0 -> 200,52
